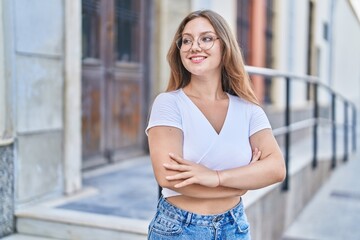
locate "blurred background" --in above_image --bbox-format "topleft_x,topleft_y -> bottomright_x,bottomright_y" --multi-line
1,0 -> 360,239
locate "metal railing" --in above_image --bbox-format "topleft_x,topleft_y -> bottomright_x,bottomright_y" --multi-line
246,66 -> 357,191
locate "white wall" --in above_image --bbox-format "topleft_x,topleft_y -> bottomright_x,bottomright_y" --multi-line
312,0 -> 360,122
332,0 -> 360,113
0,0 -> 13,145
63,0 -> 82,195
273,0 -> 310,108
0,0 -> 6,144
152,0 -> 191,96
275,0 -> 360,125
315,0 -> 332,105
3,0 -> 65,206
14,0 -> 64,133
315,0 -> 331,83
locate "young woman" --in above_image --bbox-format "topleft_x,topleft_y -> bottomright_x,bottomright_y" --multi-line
146,10 -> 286,240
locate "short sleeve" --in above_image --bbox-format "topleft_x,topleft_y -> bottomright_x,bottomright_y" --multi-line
145,92 -> 183,135
249,104 -> 271,136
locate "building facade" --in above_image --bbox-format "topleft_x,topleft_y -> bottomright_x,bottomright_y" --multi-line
0,0 -> 360,238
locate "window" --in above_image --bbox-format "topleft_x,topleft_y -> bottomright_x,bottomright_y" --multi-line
237,0 -> 251,63
264,0 -> 274,103
82,0 -> 100,59
307,1 -> 316,100
265,0 -> 274,68
115,0 -> 141,62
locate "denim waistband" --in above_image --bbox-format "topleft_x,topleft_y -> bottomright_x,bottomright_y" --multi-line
157,197 -> 244,227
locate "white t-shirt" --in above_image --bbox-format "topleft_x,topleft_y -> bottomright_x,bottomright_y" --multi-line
146,89 -> 271,198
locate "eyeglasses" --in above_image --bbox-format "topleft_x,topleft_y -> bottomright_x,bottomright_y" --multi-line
176,33 -> 219,52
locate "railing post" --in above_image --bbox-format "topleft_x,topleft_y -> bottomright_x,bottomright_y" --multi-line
331,93 -> 337,169
282,77 -> 291,191
352,104 -> 357,153
312,83 -> 318,169
344,101 -> 348,162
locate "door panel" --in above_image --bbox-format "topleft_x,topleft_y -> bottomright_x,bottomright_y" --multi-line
81,65 -> 104,158
81,0 -> 107,168
108,79 -> 141,146
106,0 -> 146,162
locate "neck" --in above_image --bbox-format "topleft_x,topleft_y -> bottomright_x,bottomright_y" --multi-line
184,75 -> 225,100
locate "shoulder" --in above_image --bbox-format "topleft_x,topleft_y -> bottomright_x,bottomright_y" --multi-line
229,94 -> 269,124
228,95 -> 271,134
146,90 -> 183,134
229,94 -> 261,110
153,89 -> 182,105
150,89 -> 183,115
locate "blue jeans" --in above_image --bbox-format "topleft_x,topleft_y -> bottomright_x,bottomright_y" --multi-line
148,197 -> 251,240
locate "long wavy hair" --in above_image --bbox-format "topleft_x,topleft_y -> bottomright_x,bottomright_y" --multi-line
166,10 -> 258,105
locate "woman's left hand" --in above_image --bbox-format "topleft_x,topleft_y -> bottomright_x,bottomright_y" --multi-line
163,153 -> 219,188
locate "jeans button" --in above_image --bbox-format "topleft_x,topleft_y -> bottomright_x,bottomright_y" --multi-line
213,215 -> 223,222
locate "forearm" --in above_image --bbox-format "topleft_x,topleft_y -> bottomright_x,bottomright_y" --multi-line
155,161 -> 246,199
161,180 -> 246,199
218,153 -> 286,190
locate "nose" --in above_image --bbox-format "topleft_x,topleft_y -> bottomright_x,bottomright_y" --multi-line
190,39 -> 201,52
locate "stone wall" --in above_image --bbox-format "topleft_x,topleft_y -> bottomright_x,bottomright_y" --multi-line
8,0 -> 65,206
0,144 -> 14,237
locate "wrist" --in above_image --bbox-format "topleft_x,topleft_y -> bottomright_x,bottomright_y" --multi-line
216,170 -> 222,187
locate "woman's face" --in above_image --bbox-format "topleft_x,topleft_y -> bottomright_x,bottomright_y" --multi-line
179,17 -> 222,78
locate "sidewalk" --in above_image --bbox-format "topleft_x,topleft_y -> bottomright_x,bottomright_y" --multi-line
57,156 -> 158,221
282,148 -> 360,239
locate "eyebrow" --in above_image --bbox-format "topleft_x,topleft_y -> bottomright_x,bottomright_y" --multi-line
181,31 -> 216,37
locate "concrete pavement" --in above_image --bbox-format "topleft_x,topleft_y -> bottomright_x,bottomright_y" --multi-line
2,234 -> 55,240
282,149 -> 360,239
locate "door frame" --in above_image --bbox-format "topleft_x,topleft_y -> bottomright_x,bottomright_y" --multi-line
64,0 -> 82,194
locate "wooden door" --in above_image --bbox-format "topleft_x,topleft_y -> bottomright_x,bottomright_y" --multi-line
81,0 -> 149,169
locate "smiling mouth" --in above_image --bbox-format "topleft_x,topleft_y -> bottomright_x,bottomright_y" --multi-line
190,56 -> 206,62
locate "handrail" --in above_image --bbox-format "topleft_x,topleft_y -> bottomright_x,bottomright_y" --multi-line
245,66 -> 357,191
245,66 -> 353,103
272,119 -> 317,136
246,66 -> 319,81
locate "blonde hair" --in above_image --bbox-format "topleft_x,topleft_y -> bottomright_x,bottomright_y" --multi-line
166,10 -> 258,105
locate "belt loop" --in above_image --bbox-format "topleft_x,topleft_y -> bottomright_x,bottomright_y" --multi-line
157,196 -> 163,208
185,212 -> 192,226
229,209 -> 236,224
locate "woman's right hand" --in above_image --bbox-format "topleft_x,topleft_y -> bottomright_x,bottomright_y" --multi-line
164,153 -> 220,188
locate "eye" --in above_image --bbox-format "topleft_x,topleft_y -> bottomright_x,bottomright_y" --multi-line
182,37 -> 193,45
201,35 -> 215,43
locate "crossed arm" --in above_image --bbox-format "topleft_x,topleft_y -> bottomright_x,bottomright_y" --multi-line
147,126 -> 286,199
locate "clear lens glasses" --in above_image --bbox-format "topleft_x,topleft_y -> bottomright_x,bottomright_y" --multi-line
176,33 -> 219,52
